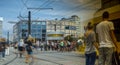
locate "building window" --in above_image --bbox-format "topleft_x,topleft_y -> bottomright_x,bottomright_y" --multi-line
37,22 -> 41,24
42,29 -> 46,33
42,25 -> 46,29
32,22 -> 36,24
38,29 -> 41,32
36,25 -> 41,28
41,22 -> 46,25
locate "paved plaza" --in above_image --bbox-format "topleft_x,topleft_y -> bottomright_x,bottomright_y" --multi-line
0,47 -> 87,65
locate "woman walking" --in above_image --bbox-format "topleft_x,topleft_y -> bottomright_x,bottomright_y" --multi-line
84,22 -> 97,65
25,35 -> 35,63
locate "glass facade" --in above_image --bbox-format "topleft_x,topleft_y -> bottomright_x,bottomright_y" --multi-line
13,20 -> 46,41
13,16 -> 79,41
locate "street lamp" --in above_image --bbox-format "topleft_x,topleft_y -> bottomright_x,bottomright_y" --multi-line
28,11 -> 31,36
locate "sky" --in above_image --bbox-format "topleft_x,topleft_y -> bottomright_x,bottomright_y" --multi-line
0,0 -> 101,38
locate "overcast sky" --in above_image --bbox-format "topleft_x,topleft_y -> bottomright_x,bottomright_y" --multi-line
0,0 -> 101,38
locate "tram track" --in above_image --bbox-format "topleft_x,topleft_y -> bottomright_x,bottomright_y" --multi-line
2,53 -> 18,65
2,51 -> 81,65
29,50 -> 65,64
29,51 -> 81,65
29,52 -> 64,65
29,57 -> 63,65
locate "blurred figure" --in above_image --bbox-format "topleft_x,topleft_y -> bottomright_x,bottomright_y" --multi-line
14,42 -> 18,53
59,40 -> 64,52
25,35 -> 35,63
96,11 -> 117,65
18,39 -> 25,58
5,44 -> 10,56
40,42 -> 44,51
67,41 -> 71,51
0,43 -> 3,61
0,38 -> 7,61
84,22 -> 97,65
36,40 -> 40,50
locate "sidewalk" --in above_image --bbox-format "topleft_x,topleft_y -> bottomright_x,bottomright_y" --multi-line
0,48 -> 95,65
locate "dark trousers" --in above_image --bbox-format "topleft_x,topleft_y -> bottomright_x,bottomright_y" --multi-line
98,47 -> 113,65
85,52 -> 96,65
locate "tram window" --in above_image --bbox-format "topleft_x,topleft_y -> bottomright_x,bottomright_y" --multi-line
111,18 -> 120,42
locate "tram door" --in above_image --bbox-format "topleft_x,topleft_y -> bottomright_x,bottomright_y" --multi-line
111,18 -> 120,42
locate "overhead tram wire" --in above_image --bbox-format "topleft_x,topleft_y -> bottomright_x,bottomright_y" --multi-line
61,0 -> 100,16
21,0 -> 28,8
20,0 -> 53,17
20,0 -> 57,19
33,0 -> 96,18
20,0 -> 54,35
17,13 -> 28,20
62,1 -> 97,16
31,0 -> 55,16
18,0 -> 29,20
31,0 -> 50,12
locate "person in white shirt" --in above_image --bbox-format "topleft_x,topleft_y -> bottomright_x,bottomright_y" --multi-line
96,11 -> 117,65
5,44 -> 10,56
18,39 -> 24,58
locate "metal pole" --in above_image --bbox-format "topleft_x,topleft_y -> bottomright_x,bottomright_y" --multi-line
7,31 -> 9,44
28,11 -> 31,36
54,24 -> 56,31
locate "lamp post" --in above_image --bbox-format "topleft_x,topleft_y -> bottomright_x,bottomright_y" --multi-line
28,11 -> 31,36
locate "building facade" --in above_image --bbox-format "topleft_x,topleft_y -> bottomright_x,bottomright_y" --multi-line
13,15 -> 80,41
46,15 -> 80,40
13,20 -> 46,42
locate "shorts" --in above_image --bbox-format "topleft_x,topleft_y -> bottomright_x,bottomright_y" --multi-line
14,47 -> 17,49
18,47 -> 24,51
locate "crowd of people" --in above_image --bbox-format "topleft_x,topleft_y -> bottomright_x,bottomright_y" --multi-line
12,35 -> 80,63
0,34 -> 81,63
39,40 -> 77,52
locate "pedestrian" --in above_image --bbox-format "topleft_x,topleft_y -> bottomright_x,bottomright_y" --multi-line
36,40 -> 40,50
59,40 -> 64,52
84,22 -> 97,65
0,43 -> 3,61
14,42 -> 18,53
96,11 -> 117,65
18,39 -> 25,58
25,35 -> 35,63
0,38 -> 7,61
40,42 -> 44,51
5,44 -> 10,56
